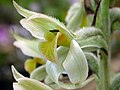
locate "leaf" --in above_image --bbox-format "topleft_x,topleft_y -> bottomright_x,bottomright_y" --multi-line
13,34 -> 46,60
30,65 -> 47,81
110,73 -> 120,90
63,40 -> 88,83
77,35 -> 108,52
13,78 -> 53,90
85,52 -> 99,76
11,65 -> 25,81
110,8 -> 120,23
24,59 -> 37,73
75,27 -> 103,40
39,33 -> 61,63
112,21 -> 120,31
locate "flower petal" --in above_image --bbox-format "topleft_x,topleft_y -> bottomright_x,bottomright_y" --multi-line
13,78 -> 53,90
24,59 -> 37,73
13,0 -> 38,18
20,14 -> 73,42
39,32 -> 61,63
63,40 -> 88,83
46,46 -> 93,89
13,1 -> 74,44
66,2 -> 85,32
13,34 -> 46,60
11,65 -> 25,81
30,65 -> 47,81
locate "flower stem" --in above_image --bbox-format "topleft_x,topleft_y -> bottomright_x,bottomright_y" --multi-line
97,0 -> 110,90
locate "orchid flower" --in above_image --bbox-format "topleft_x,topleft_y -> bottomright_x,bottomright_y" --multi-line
12,0 -> 108,89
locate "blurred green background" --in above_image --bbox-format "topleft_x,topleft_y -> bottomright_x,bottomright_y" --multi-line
0,0 -> 120,90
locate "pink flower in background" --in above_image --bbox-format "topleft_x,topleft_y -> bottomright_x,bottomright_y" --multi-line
68,0 -> 79,4
0,24 -> 13,51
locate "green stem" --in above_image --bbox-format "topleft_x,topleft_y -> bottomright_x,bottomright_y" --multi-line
99,50 -> 110,90
97,0 -> 110,90
99,0 -> 110,39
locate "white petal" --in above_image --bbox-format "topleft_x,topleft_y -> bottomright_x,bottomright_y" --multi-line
63,40 -> 88,83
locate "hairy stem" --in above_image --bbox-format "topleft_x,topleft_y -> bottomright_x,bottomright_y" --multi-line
97,0 -> 110,90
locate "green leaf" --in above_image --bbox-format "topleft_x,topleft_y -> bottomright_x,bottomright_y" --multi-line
110,8 -> 120,24
13,78 -> 53,90
63,40 -> 88,83
75,27 -> 103,40
13,34 -> 46,60
24,59 -> 37,73
39,33 -> 61,63
85,52 -> 99,76
110,0 -> 118,7
11,65 -> 25,81
30,65 -> 47,81
77,35 -> 108,52
112,21 -> 120,31
110,8 -> 120,35
110,73 -> 120,90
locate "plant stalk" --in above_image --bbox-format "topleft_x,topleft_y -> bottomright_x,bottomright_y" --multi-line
97,0 -> 110,90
